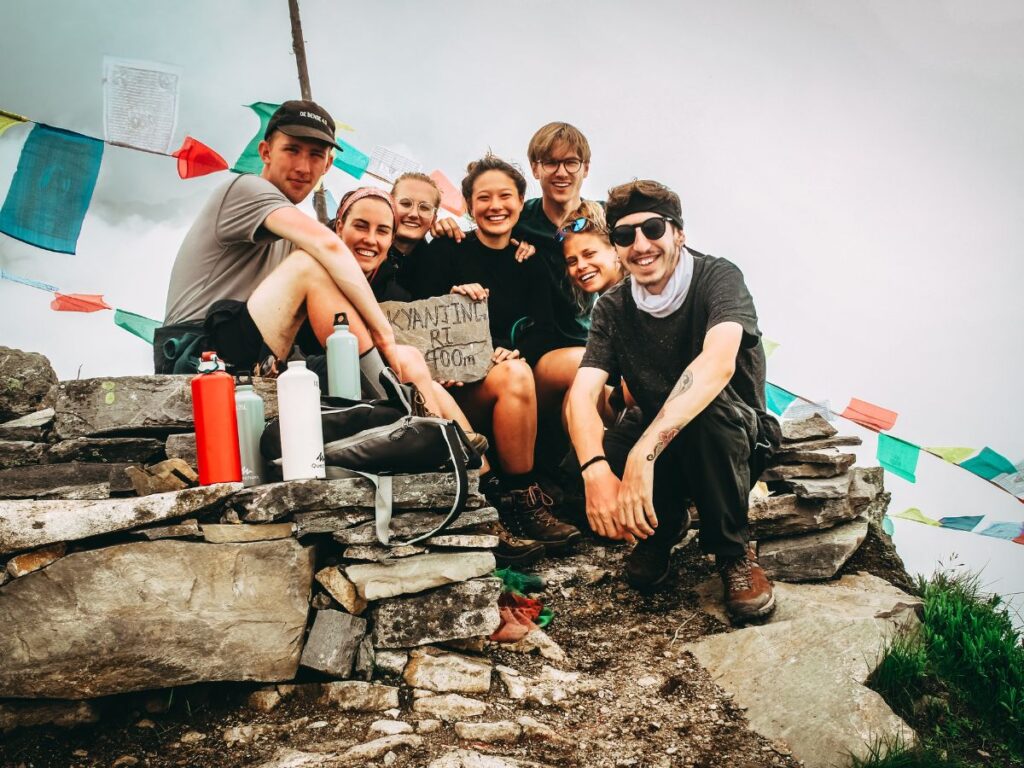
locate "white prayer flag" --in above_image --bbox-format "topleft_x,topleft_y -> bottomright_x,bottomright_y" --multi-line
367,145 -> 421,183
103,56 -> 182,153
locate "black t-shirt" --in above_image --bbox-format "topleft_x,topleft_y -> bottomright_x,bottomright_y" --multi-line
415,231 -> 555,350
581,250 -> 768,420
368,258 -> 412,303
388,239 -> 431,296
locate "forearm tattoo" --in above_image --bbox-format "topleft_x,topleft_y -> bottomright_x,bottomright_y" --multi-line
646,367 -> 695,462
647,427 -> 680,461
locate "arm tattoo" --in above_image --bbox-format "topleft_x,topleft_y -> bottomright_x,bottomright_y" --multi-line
645,366 -> 696,461
668,368 -> 694,401
647,427 -> 680,461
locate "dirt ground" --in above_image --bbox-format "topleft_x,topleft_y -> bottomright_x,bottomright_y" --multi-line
0,527 -> 912,768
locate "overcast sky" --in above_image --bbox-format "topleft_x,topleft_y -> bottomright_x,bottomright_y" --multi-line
1,0 -> 1022,616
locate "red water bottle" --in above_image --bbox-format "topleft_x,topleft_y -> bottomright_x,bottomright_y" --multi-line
191,352 -> 242,485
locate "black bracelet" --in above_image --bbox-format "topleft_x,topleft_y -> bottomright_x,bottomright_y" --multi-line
580,455 -> 608,472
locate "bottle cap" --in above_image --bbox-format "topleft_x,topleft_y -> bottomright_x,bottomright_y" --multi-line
197,351 -> 221,373
334,312 -> 348,327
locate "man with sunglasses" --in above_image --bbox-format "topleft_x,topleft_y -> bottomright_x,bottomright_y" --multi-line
566,180 -> 780,624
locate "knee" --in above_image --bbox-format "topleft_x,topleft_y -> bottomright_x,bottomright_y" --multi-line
492,359 -> 535,400
283,249 -> 330,282
393,345 -> 430,379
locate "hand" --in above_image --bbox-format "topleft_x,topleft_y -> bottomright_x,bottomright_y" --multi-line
431,217 -> 465,242
511,238 -> 536,263
451,283 -> 489,301
491,347 -> 521,364
583,463 -> 628,541
617,451 -> 658,540
439,379 -> 464,388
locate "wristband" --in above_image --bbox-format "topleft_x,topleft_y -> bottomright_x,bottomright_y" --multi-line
580,455 -> 608,473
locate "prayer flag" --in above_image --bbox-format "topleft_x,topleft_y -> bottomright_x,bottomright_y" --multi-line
1015,533 -> 1024,546
891,507 -> 940,526
765,382 -> 797,416
877,434 -> 920,482
50,293 -> 111,312
172,136 -> 228,179
841,397 -> 898,431
114,308 -> 161,343
232,102 -> 278,175
994,465 -> 1024,499
959,446 -> 1017,480
882,516 -> 895,536
977,522 -> 1024,541
324,188 -> 338,218
430,169 -> 467,217
0,124 -> 104,254
103,57 -> 182,153
783,399 -> 835,422
938,515 -> 983,532
367,145 -> 421,183
925,446 -> 976,464
0,109 -> 27,138
333,137 -> 370,180
761,337 -> 781,358
0,269 -> 58,292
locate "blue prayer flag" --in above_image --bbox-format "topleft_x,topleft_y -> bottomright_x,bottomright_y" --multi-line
977,522 -> 1024,541
959,447 -> 1017,480
937,515 -> 984,532
877,434 -> 920,483
231,102 -> 279,175
0,124 -> 104,254
0,269 -> 59,292
765,382 -> 798,416
334,137 -> 370,180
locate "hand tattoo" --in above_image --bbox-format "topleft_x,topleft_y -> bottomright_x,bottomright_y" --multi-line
647,427 -> 680,461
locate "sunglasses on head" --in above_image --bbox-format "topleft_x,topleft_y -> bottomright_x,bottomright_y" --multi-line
609,216 -> 674,248
555,217 -> 591,242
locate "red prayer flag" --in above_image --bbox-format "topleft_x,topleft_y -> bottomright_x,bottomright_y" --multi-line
429,169 -> 467,217
840,397 -> 898,431
172,136 -> 229,179
1015,533 -> 1024,545
50,293 -> 112,312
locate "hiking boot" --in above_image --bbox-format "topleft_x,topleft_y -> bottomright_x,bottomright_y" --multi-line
623,508 -> 691,592
500,484 -> 582,553
717,548 -> 776,623
465,520 -> 544,568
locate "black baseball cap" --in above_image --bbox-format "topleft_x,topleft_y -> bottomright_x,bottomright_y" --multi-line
264,100 -> 342,150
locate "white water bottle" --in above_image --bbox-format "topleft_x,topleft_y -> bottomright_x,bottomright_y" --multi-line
326,312 -> 361,399
277,357 -> 326,481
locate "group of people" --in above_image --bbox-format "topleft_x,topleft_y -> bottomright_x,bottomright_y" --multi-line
156,100 -> 781,624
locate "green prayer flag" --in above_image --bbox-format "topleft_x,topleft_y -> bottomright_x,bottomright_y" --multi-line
761,337 -> 780,358
959,446 -> 1017,480
877,434 -> 920,482
333,137 -> 370,179
938,515 -> 984,532
891,507 -> 940,526
765,382 -> 797,416
231,102 -> 279,175
114,309 -> 162,344
925,446 -> 977,464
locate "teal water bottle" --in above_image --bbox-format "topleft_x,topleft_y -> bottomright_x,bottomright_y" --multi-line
326,312 -> 361,399
234,375 -> 266,487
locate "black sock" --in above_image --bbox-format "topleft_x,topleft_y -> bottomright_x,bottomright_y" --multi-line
501,472 -> 536,492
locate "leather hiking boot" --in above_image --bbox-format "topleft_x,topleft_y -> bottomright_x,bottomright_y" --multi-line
717,549 -> 776,623
465,520 -> 544,568
623,508 -> 691,592
501,484 -> 582,553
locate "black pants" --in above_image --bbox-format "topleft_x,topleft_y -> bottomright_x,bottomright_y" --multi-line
604,393 -> 773,559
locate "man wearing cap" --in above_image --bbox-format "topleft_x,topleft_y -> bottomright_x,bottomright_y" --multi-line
155,100 -> 400,392
566,179 -> 781,624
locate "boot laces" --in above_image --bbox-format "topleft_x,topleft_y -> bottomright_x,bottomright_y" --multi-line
515,484 -> 554,516
720,557 -> 753,593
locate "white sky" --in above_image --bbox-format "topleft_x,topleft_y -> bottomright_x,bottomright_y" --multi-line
1,0 -> 1022,620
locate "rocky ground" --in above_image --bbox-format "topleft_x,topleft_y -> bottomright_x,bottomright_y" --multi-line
0,525 -> 911,768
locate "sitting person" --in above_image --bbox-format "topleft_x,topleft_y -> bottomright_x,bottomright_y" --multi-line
414,153 -> 583,556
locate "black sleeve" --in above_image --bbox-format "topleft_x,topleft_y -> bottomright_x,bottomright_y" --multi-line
579,290 -> 621,379
704,258 -> 761,348
412,238 -> 458,300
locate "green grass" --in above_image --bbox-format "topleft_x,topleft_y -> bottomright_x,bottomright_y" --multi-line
856,569 -> 1024,768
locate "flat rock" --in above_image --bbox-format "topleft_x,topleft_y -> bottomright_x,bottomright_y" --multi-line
778,434 -> 862,452
426,750 -> 549,768
748,494 -> 860,539
125,458 -> 198,496
0,462 -> 133,500
0,482 -> 240,555
0,407 -> 53,441
684,613 -> 916,768
294,508 -> 375,536
495,665 -> 600,710
759,517 -> 870,581
48,436 -> 164,464
762,461 -> 851,480
164,432 -> 197,468
412,693 -> 487,721
370,719 -> 414,736
783,473 -> 852,500
773,447 -> 857,467
132,519 -> 201,540
335,507 -> 498,546
319,681 -> 399,711
0,699 -> 99,733
0,347 -> 57,422
53,376 -> 194,439
426,534 -> 500,549
7,542 -> 66,577
454,721 -> 521,743
300,609 -> 367,678
0,440 -> 45,469
404,647 -> 492,693
201,523 -> 294,543
353,635 -> 374,681
338,734 -> 424,763
374,650 -> 409,677
780,413 -> 837,442
0,539 -> 314,698
373,577 -> 502,648
850,466 -> 885,509
342,543 -> 427,561
346,551 -> 496,601
315,566 -> 368,614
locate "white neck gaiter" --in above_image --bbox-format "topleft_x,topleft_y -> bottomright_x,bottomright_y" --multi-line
631,247 -> 694,318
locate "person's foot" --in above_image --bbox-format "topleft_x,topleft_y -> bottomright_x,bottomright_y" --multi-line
717,548 -> 776,623
623,508 -> 691,591
500,483 -> 582,553
465,520 -> 544,568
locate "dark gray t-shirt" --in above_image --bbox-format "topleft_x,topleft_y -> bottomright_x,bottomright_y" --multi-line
580,250 -> 767,420
164,174 -> 293,324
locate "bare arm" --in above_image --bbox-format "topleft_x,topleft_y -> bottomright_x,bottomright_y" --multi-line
263,206 -> 397,354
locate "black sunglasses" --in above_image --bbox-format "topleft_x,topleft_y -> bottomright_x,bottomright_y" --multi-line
609,216 -> 674,248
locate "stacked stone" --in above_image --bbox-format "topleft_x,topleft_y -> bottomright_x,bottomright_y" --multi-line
0,348 -> 502,730
750,413 -> 891,582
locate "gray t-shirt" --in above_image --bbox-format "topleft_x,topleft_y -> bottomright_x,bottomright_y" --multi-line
164,174 -> 293,324
580,250 -> 767,421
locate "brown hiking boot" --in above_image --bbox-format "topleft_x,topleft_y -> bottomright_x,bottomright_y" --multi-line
501,484 -> 582,553
465,520 -> 544,568
623,508 -> 691,592
717,549 -> 776,623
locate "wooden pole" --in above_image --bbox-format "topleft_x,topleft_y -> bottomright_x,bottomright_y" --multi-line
287,0 -> 330,224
